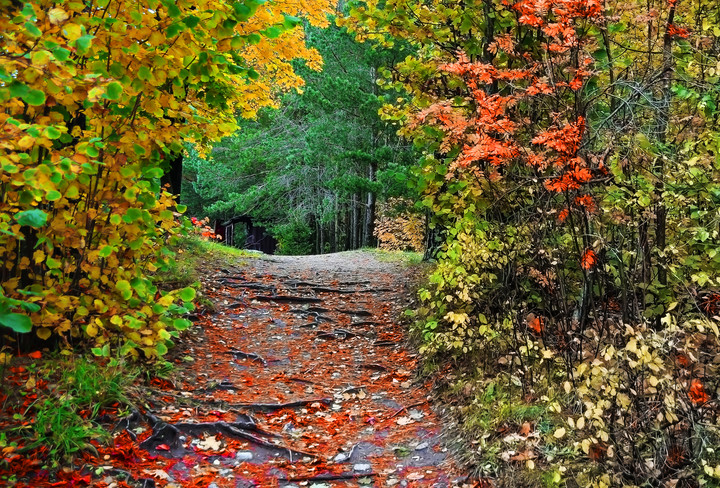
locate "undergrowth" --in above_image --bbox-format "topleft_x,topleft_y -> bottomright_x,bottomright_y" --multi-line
0,355 -> 140,469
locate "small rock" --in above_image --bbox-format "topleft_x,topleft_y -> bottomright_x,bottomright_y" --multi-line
236,451 -> 254,461
333,452 -> 349,463
353,463 -> 372,472
415,442 -> 429,450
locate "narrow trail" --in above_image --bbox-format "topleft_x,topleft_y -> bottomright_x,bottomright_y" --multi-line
109,251 -> 471,487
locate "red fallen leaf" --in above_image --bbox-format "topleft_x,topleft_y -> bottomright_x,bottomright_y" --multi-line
156,444 -> 171,451
28,351 -> 42,359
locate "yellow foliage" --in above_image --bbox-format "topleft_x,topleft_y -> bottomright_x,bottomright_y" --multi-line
374,198 -> 425,252
0,0 -> 333,355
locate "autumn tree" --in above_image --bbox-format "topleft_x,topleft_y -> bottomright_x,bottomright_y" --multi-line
0,0 -> 332,356
347,0 -> 720,485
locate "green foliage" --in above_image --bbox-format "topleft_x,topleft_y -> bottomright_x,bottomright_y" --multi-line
183,21 -> 418,253
19,357 -> 138,464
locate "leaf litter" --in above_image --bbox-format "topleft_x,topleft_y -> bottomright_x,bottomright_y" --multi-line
0,251 -> 485,487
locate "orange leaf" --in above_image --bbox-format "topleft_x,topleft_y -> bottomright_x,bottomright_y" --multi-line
28,351 -> 42,359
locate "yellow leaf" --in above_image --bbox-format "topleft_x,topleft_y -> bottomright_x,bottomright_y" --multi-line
62,23 -> 82,40
48,7 -> 69,24
553,427 -> 566,439
36,328 -> 52,340
86,322 -> 98,337
17,135 -> 35,150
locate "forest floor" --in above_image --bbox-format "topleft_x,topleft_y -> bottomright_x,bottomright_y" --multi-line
1,250 -> 477,487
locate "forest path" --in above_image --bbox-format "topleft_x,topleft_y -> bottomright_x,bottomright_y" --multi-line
115,251 -> 472,487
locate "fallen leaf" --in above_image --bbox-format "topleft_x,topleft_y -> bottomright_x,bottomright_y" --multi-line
396,416 -> 414,425
196,435 -> 223,451
519,422 -> 532,436
510,449 -> 537,461
146,469 -> 172,480
28,351 -> 42,359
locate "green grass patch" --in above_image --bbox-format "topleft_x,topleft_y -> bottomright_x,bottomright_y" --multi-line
362,247 -> 425,266
3,356 -> 139,466
153,235 -> 255,289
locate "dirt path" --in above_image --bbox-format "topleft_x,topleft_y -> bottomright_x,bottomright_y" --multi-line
105,251 -> 471,487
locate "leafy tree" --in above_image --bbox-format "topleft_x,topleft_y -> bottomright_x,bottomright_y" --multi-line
0,0 -> 332,355
185,20 -> 417,254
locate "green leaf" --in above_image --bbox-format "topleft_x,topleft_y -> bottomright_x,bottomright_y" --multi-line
163,0 -> 181,17
183,15 -> 200,28
53,47 -> 71,61
178,287 -> 196,301
99,246 -> 113,258
0,313 -> 32,333
22,89 -> 46,106
46,190 -> 62,201
262,26 -> 282,39
44,126 -> 62,139
15,209 -> 48,228
75,35 -> 94,53
116,280 -> 131,293
173,318 -> 192,330
9,82 -> 29,98
282,14 -> 301,29
156,342 -> 168,355
166,23 -> 183,37
24,21 -> 42,37
138,66 -> 152,81
122,208 -> 142,223
105,82 -> 123,100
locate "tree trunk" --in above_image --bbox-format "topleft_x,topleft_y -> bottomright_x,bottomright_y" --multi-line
362,163 -> 377,248
351,193 -> 359,249
161,152 -> 183,195
654,5 -> 676,288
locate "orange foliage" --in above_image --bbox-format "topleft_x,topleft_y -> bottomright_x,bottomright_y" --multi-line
688,379 -> 710,405
580,249 -> 597,270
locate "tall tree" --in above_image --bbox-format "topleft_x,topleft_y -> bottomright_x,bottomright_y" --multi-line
184,21 -> 416,254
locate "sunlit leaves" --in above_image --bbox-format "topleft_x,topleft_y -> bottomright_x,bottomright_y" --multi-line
0,0 -> 333,358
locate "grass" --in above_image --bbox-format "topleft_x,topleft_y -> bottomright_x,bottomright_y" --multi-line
153,234 -> 256,289
3,355 -> 140,467
363,246 -> 426,266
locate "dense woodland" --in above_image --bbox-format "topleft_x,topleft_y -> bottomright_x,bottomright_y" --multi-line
182,23 -> 418,254
1,0 -> 720,486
